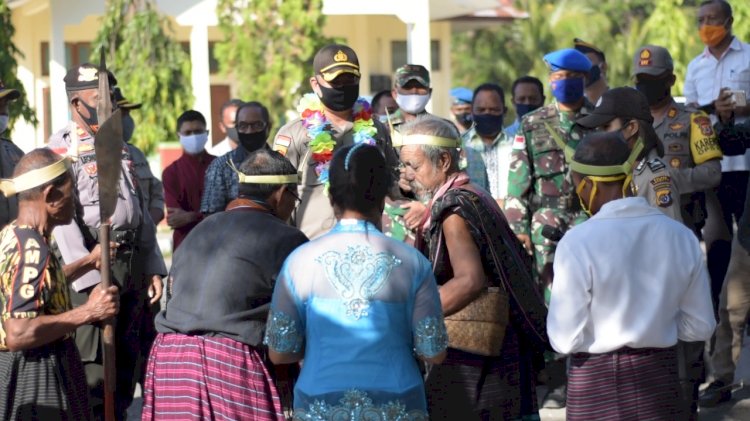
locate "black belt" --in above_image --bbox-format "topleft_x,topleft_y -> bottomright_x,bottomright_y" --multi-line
87,227 -> 137,248
530,195 -> 581,212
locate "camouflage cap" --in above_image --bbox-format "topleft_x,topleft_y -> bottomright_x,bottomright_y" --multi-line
633,45 -> 673,77
0,80 -> 20,101
395,64 -> 430,88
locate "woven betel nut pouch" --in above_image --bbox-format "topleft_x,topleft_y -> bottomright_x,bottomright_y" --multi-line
444,287 -> 509,356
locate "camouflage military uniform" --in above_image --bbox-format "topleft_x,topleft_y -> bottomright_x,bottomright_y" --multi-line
632,148 -> 683,223
0,138 -> 23,228
505,102 -> 593,278
653,100 -> 723,230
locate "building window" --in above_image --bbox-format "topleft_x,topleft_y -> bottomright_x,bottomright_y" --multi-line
65,43 -> 92,68
391,40 -> 440,72
41,42 -> 50,76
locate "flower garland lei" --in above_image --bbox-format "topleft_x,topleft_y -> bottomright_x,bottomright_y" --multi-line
298,93 -> 377,190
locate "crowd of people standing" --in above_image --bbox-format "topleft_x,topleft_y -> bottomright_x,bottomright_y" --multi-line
0,0 -> 749,420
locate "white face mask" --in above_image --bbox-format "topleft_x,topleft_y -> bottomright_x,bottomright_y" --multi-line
395,93 -> 431,115
0,115 -> 8,134
179,132 -> 209,155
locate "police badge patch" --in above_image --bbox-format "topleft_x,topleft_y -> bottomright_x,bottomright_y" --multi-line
650,175 -> 673,208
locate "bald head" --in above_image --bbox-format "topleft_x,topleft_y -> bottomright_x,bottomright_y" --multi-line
14,149 -> 71,201
573,132 -> 631,174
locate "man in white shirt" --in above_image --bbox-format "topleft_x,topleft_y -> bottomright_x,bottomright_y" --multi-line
685,0 -> 750,296
205,99 -> 243,157
548,132 -> 716,421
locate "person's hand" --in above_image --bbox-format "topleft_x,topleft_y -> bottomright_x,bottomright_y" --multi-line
89,242 -> 118,270
166,208 -> 197,229
715,88 -> 735,124
84,284 -> 119,322
148,275 -> 163,305
401,201 -> 427,230
516,234 -> 532,255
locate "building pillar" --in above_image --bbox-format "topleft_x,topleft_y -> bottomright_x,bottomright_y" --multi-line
189,23 -> 212,133
404,0 -> 432,111
48,1 -> 69,133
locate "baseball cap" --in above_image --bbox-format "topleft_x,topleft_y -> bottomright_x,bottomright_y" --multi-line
573,38 -> 606,62
0,80 -> 20,101
64,63 -> 118,92
576,87 -> 654,128
313,44 -> 361,82
113,87 -> 142,110
395,64 -> 430,88
633,45 -> 674,77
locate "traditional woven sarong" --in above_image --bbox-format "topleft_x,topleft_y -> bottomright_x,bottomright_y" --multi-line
567,346 -> 684,421
0,337 -> 91,421
426,324 -> 530,420
141,333 -> 285,421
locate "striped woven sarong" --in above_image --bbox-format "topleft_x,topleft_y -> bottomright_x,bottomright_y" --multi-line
141,333 -> 285,421
0,337 -> 91,421
567,346 -> 685,421
426,324 -> 535,420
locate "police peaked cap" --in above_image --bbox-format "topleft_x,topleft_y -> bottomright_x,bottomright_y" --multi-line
64,63 -> 118,92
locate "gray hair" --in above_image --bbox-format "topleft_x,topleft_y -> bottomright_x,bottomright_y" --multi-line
400,114 -> 461,172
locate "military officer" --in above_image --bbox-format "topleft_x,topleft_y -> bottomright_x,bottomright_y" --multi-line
271,44 -> 399,239
47,63 -> 167,420
115,87 -> 165,224
505,48 -> 594,295
0,80 -> 25,228
576,87 -> 683,223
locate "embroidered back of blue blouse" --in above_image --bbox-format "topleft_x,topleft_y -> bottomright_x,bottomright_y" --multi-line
265,219 -> 447,418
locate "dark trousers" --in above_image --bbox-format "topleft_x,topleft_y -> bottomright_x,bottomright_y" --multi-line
706,171 -> 748,313
68,249 -> 157,421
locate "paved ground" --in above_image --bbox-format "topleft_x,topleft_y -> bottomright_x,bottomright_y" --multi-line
127,229 -> 750,420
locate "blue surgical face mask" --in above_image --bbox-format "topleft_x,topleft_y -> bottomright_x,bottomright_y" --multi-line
514,103 -> 541,120
550,77 -> 585,104
472,113 -> 504,137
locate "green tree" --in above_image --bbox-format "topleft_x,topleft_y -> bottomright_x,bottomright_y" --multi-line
91,0 -> 193,154
0,1 -> 38,133
214,0 -> 332,126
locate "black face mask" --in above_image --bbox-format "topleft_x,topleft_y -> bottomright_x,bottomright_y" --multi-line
455,112 -> 473,128
317,84 -> 360,111
473,113 -> 504,137
76,100 -> 99,132
238,130 -> 268,152
636,78 -> 671,106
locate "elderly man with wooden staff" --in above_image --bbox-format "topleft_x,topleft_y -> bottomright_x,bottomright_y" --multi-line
0,149 -> 119,420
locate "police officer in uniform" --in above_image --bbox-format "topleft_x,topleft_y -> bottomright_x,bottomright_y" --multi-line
272,44 -> 399,239
505,48 -> 595,295
633,45 -> 723,420
0,80 -> 25,228
47,63 -> 167,420
115,87 -> 165,225
576,87 -> 683,222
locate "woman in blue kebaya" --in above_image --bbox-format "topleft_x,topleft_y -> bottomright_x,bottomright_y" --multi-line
264,143 -> 447,420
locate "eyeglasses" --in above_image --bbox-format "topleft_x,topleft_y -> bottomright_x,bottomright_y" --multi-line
285,187 -> 301,203
236,121 -> 267,133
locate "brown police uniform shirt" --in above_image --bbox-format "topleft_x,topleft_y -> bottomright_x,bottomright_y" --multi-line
272,117 -> 397,239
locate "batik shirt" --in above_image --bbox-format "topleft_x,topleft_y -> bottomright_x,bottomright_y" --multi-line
265,219 -> 447,420
0,223 -> 71,350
